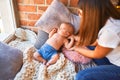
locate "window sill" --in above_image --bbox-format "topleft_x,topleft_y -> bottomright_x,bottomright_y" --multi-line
0,32 -> 15,43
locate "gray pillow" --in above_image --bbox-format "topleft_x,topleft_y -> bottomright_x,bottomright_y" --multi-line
35,0 -> 80,34
34,30 -> 48,49
0,41 -> 23,80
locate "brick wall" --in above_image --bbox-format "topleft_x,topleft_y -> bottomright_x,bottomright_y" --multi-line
17,0 -> 78,27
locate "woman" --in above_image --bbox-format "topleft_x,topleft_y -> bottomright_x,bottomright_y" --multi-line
71,0 -> 120,80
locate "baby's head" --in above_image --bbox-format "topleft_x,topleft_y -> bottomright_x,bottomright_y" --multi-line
58,22 -> 74,37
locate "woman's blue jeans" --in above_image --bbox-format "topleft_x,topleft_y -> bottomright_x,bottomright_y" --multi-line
76,65 -> 120,80
76,46 -> 120,80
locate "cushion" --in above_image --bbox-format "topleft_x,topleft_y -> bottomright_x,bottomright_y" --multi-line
35,0 -> 80,34
62,48 -> 92,64
0,41 -> 23,80
15,28 -> 37,44
15,28 -> 27,41
34,30 -> 48,49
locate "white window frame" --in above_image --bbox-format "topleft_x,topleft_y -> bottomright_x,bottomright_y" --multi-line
0,0 -> 17,42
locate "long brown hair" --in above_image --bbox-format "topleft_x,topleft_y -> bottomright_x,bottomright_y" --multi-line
77,0 -> 120,46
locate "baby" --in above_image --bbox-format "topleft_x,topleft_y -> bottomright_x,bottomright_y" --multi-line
33,22 -> 74,66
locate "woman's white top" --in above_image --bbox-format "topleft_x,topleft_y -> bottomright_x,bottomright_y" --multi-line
98,18 -> 120,66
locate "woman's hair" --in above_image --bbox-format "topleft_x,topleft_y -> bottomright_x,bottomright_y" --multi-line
77,0 -> 120,46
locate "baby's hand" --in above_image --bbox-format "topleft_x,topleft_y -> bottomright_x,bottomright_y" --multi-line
68,35 -> 74,40
49,28 -> 58,38
51,28 -> 58,33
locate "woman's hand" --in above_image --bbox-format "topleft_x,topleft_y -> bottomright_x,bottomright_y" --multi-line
72,35 -> 80,46
69,45 -> 79,51
74,35 -> 80,42
69,45 -> 88,52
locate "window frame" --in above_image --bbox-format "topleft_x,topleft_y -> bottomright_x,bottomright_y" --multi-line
0,0 -> 19,42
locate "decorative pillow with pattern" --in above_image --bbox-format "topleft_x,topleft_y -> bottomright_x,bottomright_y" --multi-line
62,48 -> 92,64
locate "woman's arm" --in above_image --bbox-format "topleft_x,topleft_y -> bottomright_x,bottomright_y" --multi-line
90,39 -> 98,46
71,44 -> 113,59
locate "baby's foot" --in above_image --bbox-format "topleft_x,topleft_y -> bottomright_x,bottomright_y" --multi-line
42,60 -> 47,65
46,62 -> 50,67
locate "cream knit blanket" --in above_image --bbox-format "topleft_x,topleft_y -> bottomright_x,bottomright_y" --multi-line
14,46 -> 76,80
9,28 -> 96,80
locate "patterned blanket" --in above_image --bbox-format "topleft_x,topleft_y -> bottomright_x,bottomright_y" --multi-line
9,28 -> 96,80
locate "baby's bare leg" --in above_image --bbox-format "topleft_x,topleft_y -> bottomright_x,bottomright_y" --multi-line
33,52 -> 46,64
46,53 -> 59,67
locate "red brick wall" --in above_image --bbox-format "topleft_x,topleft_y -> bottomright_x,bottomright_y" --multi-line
17,0 -> 78,27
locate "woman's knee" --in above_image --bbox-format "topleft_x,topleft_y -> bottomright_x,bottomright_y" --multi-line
75,65 -> 120,80
75,69 -> 92,80
75,66 -> 103,80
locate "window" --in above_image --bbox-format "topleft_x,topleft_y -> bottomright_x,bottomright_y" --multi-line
0,12 -> 3,33
0,0 -> 17,42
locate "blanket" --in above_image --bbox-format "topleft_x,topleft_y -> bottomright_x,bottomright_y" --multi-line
13,46 -> 76,80
8,28 -> 96,80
